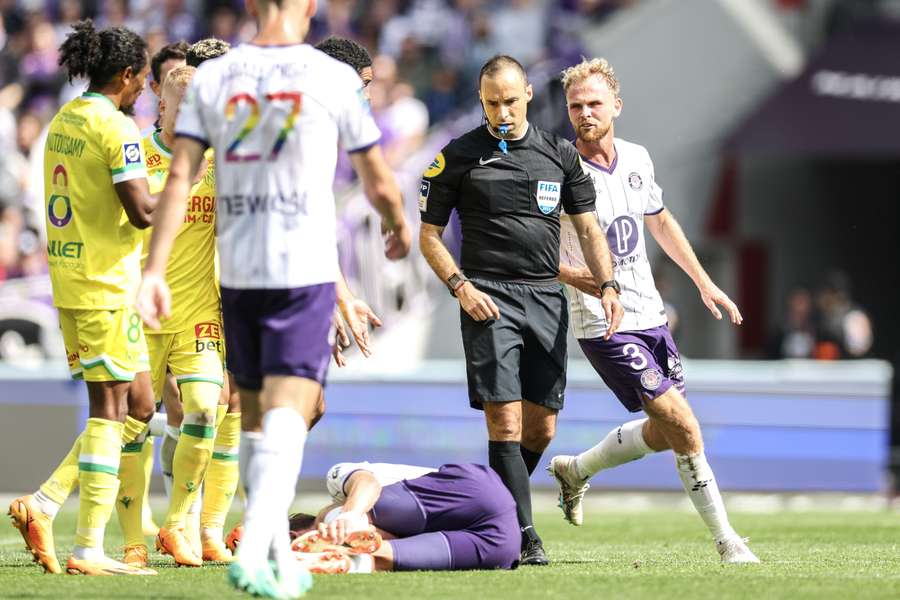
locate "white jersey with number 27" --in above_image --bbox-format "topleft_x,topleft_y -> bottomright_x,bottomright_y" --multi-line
560,138 -> 667,339
176,43 -> 381,289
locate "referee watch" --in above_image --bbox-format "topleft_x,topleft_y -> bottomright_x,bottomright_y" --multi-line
447,273 -> 468,297
600,280 -> 621,295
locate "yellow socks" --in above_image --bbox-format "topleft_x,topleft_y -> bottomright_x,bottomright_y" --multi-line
75,418 -> 123,551
116,416 -> 149,547
164,381 -> 219,528
201,411 -> 241,539
39,433 -> 81,506
140,437 -> 159,536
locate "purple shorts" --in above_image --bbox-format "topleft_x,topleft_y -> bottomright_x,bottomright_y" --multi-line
220,283 -> 336,391
578,324 -> 685,412
371,463 -> 520,570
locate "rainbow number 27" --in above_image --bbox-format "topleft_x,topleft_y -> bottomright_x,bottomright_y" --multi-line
224,92 -> 302,162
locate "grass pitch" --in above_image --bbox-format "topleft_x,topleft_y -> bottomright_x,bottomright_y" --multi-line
0,500 -> 898,600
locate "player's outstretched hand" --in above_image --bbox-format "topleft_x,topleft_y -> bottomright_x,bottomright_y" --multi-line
601,289 -> 624,339
331,310 -> 351,367
318,511 -> 364,546
457,281 -> 500,322
382,219 -> 412,260
340,297 -> 383,358
135,272 -> 171,330
700,283 -> 743,325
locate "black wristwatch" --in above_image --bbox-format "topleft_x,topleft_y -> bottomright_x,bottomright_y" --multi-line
447,273 -> 468,297
600,280 -> 621,295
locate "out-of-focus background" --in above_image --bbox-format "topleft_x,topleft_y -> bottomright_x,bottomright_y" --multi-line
0,0 -> 897,498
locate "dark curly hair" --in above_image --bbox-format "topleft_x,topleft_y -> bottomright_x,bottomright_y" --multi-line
186,38 -> 231,67
59,19 -> 148,87
314,36 -> 372,75
151,40 -> 189,83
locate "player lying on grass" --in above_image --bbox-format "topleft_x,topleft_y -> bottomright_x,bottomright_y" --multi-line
227,462 -> 521,572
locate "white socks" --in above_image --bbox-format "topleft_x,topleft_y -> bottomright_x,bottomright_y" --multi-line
72,544 -> 105,561
33,490 -> 61,519
675,452 -> 736,542
238,408 -> 307,567
574,418 -> 654,479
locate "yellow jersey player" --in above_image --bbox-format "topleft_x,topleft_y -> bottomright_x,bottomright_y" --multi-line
136,65 -> 229,567
7,19 -> 157,576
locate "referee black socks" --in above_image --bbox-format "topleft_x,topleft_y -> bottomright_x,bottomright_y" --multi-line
520,445 -> 544,476
488,440 -> 540,543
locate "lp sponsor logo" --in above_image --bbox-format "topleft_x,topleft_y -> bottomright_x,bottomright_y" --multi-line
606,215 -> 638,257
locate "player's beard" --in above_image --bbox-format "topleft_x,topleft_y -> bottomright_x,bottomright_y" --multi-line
577,120 -> 611,144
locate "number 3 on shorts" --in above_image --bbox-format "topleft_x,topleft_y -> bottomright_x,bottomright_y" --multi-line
623,343 -> 647,370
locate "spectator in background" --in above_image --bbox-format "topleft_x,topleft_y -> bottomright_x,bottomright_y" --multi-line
814,270 -> 873,359
768,287 -> 816,359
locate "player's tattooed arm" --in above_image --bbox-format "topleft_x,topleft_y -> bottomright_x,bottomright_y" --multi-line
645,209 -> 742,325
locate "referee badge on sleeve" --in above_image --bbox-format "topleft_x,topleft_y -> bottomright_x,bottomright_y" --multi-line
419,179 -> 431,211
536,180 -> 561,214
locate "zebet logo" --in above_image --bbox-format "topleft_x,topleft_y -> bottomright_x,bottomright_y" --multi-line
194,321 -> 223,353
606,215 -> 639,257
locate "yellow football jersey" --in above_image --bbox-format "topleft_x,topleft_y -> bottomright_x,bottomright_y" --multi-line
44,92 -> 146,309
142,131 -> 219,332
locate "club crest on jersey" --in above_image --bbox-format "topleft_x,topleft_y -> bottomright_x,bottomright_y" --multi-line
640,368 -> 662,391
123,142 -> 141,166
419,179 -> 431,211
424,152 -> 445,178
628,172 -> 643,191
536,180 -> 561,214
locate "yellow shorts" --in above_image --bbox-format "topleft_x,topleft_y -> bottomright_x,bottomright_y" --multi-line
59,307 -> 150,382
147,317 -> 225,400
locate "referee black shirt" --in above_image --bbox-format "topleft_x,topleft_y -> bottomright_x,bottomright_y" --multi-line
420,124 -> 596,282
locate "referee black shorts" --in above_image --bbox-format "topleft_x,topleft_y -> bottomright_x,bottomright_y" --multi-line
460,277 -> 568,411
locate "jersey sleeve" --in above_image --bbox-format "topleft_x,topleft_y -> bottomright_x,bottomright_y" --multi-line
325,462 -> 436,503
645,152 -> 665,215
335,67 -> 381,153
419,144 -> 462,226
104,116 -> 146,184
559,140 -> 596,215
175,72 -> 211,147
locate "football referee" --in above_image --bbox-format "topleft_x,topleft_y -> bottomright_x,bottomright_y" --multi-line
419,55 -> 624,565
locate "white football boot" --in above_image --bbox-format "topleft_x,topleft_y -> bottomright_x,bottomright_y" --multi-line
717,536 -> 760,564
547,455 -> 590,526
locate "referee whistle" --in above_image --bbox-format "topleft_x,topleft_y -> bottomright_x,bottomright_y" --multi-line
498,124 -> 509,154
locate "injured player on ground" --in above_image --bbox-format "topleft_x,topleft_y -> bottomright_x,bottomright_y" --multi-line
227,462 -> 522,573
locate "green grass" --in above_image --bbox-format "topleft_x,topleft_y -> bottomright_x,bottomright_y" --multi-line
1,505 -> 898,599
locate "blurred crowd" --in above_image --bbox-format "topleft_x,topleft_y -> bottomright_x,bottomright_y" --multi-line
0,0 -> 629,284
768,270 -> 873,360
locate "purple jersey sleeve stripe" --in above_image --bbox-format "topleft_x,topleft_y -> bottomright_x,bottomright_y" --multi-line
346,138 -> 382,154
174,132 -> 210,148
644,207 -> 665,216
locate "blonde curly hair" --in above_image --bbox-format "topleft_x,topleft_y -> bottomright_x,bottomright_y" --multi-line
561,58 -> 620,97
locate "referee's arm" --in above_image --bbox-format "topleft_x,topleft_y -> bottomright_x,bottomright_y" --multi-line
419,224 -> 500,321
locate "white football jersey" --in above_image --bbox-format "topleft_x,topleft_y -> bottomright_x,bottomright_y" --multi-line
176,43 -> 381,289
560,138 -> 667,339
325,462 -> 436,503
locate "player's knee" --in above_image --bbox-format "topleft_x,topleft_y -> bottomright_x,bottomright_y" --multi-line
485,411 -> 521,441
521,424 -> 555,451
